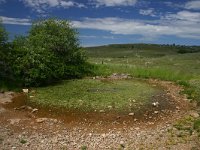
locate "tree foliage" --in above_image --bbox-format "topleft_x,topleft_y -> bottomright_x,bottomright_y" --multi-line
0,20 -> 12,81
0,18 -> 91,87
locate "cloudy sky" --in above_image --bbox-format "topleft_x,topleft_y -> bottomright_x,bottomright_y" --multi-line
0,0 -> 200,46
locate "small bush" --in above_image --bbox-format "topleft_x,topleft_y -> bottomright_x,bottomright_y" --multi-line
19,139 -> 27,144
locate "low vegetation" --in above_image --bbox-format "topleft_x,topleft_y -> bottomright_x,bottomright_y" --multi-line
29,79 -> 160,112
86,45 -> 200,103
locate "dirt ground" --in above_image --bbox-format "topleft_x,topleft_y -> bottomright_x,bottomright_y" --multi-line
0,79 -> 200,150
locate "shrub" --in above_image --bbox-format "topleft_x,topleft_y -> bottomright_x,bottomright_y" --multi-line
0,21 -> 14,83
28,18 -> 87,64
12,46 -> 65,86
11,18 -> 89,86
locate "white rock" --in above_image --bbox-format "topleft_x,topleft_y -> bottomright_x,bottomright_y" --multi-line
154,111 -> 159,114
189,111 -> 199,118
89,133 -> 92,136
99,110 -> 105,113
12,147 -> 17,149
22,89 -> 29,93
120,141 -> 125,147
31,108 -> 38,113
152,102 -> 159,107
108,106 -> 112,109
8,119 -> 21,125
128,113 -> 134,116
36,118 -> 48,123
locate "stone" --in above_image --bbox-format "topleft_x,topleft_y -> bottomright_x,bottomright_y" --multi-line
154,111 -> 159,114
135,127 -> 140,130
8,119 -> 21,125
31,108 -> 38,113
27,106 -> 33,110
99,110 -> 105,113
108,105 -> 112,109
12,147 -> 17,149
89,133 -> 92,136
189,111 -> 199,118
101,133 -> 106,138
16,106 -> 26,110
36,118 -> 48,123
22,89 -> 29,93
120,141 -> 125,148
0,107 -> 6,114
152,102 -> 159,107
0,92 -> 14,104
128,113 -> 134,116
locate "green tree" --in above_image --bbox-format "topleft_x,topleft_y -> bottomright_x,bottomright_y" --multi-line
12,18 -> 89,86
0,21 -> 8,45
0,20 -> 11,81
28,19 -> 86,64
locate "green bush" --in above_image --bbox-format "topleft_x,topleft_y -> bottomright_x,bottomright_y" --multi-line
0,20 -> 15,84
11,18 -> 89,87
64,63 -> 96,79
28,18 -> 87,64
12,47 -> 65,86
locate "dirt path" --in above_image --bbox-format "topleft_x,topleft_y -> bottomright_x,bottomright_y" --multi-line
0,79 -> 200,150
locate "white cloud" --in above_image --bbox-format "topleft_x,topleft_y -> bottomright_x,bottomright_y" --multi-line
80,35 -> 116,39
139,8 -> 155,17
60,1 -> 74,8
20,0 -> 86,13
72,10 -> 200,40
0,16 -> 31,25
185,0 -> 200,10
164,11 -> 200,22
80,35 -> 98,38
91,0 -> 137,7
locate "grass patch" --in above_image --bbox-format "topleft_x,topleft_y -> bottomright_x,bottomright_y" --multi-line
194,119 -> 200,132
19,139 -> 27,144
174,116 -> 194,131
30,79 -> 160,112
93,64 -> 191,82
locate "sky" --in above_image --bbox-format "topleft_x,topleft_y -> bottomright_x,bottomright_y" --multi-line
0,0 -> 200,47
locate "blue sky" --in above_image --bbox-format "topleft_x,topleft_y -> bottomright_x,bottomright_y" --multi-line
0,0 -> 200,46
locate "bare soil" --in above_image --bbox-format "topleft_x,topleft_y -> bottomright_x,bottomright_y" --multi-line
0,79 -> 199,150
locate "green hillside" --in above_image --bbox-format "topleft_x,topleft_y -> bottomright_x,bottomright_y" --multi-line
85,43 -> 200,58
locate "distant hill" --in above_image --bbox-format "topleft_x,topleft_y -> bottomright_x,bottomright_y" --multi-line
85,44 -> 200,58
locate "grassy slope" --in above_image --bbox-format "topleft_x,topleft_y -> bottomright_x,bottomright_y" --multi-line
86,44 -> 178,58
30,79 -> 160,112
86,44 -> 200,102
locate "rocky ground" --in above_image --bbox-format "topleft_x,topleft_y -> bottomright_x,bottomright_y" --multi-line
0,79 -> 200,150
